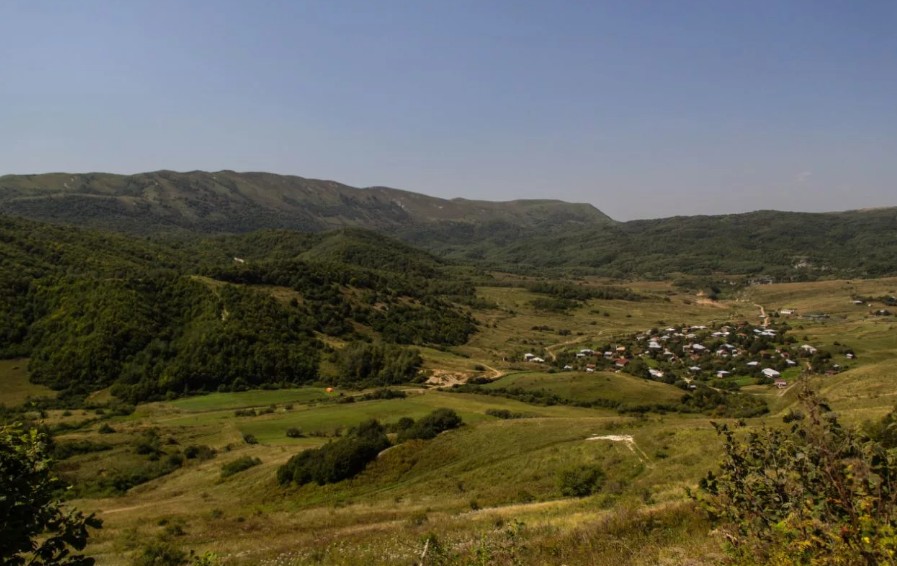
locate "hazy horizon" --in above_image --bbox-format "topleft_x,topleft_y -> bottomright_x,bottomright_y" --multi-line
2,1 -> 895,221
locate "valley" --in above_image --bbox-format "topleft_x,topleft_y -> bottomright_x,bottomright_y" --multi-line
3,218 -> 896,565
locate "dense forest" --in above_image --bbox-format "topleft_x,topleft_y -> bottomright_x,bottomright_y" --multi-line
0,215 -> 479,404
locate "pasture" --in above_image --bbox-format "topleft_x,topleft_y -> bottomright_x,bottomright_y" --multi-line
3,276 -> 896,564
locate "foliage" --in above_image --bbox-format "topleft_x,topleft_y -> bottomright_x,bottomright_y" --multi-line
0,423 -> 102,565
527,281 -> 646,302
396,408 -> 463,442
130,540 -> 188,566
558,464 -> 605,497
697,387 -> 897,565
485,409 -> 527,419
865,403 -> 897,449
277,419 -> 390,486
335,342 -> 422,387
220,456 -> 261,478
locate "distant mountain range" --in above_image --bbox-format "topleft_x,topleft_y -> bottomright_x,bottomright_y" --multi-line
0,170 -> 612,234
2,170 -> 896,278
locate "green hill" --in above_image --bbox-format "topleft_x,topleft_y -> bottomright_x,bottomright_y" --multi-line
0,170 -> 612,235
408,207 -> 897,278
0,216 -> 478,403
2,170 -> 895,279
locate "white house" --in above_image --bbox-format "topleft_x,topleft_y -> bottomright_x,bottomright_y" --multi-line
762,368 -> 781,378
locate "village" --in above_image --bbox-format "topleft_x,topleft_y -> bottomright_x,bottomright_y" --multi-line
524,319 -> 852,393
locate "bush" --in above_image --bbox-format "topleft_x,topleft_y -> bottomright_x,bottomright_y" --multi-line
183,444 -> 216,460
558,464 -> 605,497
131,540 -> 188,565
242,434 -> 258,445
697,387 -> 897,564
220,456 -> 261,478
360,388 -> 407,400
485,409 -> 525,420
0,424 -> 103,564
285,427 -> 304,438
397,408 -> 463,442
277,419 -> 390,486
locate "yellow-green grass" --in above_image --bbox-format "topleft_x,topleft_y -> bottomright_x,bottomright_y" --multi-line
70,400 -> 721,565
167,388 -> 330,412
485,370 -> 685,405
0,358 -> 55,406
189,389 -> 612,444
37,277 -> 897,564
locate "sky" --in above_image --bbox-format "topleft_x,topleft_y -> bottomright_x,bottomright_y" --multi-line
1,1 -> 895,220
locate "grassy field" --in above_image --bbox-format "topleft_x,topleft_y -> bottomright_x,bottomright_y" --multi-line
485,370 -> 685,405
0,358 -> 55,406
3,276 -> 897,564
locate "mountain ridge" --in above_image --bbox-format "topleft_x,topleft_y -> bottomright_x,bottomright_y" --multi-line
0,170 -> 614,235
2,170 -> 896,278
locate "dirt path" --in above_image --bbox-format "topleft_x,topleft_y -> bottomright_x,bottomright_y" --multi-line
479,362 -> 505,379
545,336 -> 591,361
587,434 -> 652,466
754,303 -> 769,327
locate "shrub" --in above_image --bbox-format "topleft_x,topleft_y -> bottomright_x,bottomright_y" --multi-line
285,427 -> 304,438
52,439 -> 113,460
697,387 -> 897,564
485,409 -> 525,420
183,444 -> 216,460
220,456 -> 261,478
131,540 -> 188,566
397,408 -> 463,442
360,388 -> 407,400
242,434 -> 258,445
558,464 -> 605,497
277,419 -> 390,486
0,424 -> 103,564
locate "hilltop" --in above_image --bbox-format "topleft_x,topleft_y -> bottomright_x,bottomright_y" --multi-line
0,170 -> 611,235
2,170 -> 896,279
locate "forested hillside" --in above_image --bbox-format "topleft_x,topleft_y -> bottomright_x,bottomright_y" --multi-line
405,207 -> 897,278
0,215 -> 478,403
0,170 -> 610,235
2,170 -> 895,279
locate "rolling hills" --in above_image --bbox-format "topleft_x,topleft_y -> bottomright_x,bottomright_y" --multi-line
2,170 -> 896,278
3,172 -> 897,564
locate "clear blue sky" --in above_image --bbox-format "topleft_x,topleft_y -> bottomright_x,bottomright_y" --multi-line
1,1 -> 895,220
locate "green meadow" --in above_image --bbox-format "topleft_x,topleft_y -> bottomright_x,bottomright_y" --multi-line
4,277 -> 897,564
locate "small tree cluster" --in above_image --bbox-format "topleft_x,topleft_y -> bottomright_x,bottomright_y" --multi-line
558,464 -> 605,497
396,408 -> 463,442
276,420 -> 390,486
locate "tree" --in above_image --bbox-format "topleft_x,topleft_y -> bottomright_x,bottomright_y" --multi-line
697,387 -> 897,565
1,424 -> 102,565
